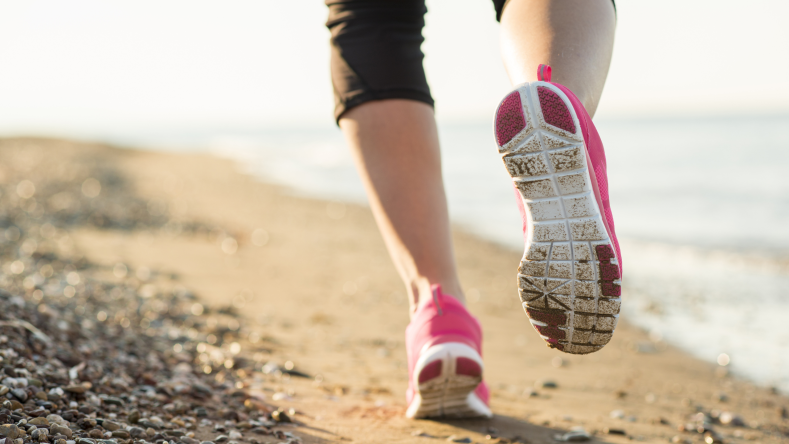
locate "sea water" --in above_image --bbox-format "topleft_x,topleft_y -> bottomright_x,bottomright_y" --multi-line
102,114 -> 789,392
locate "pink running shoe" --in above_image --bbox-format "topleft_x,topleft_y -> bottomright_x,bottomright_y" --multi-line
493,64 -> 622,355
405,285 -> 492,418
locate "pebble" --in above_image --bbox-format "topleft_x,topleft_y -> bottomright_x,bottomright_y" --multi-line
0,425 -> 21,440
535,379 -> 558,389
103,397 -> 123,406
271,410 -> 291,423
10,389 -> 27,402
101,421 -> 120,432
554,428 -> 591,442
111,430 -> 130,439
227,431 -> 242,440
31,428 -> 48,442
0,385 -> 8,396
63,386 -> 86,394
719,411 -> 745,427
127,410 -> 140,424
29,418 -> 49,426
446,436 -> 471,443
214,436 -> 229,443
51,425 -> 73,439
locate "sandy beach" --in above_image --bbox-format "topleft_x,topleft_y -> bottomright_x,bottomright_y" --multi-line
1,137 -> 787,444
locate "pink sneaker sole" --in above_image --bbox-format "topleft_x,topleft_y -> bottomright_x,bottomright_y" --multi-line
405,343 -> 492,419
494,81 -> 622,355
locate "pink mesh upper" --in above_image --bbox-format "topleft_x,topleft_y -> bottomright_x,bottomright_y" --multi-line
537,87 -> 576,134
405,285 -> 488,406
495,91 -> 527,146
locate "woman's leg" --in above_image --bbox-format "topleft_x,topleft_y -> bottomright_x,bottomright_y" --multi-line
499,0 -> 616,116
339,100 -> 464,314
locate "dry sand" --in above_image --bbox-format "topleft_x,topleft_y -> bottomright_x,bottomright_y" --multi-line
8,138 -> 787,443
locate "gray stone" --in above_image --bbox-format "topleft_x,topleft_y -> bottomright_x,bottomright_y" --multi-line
214,436 -> 228,443
9,389 -> 27,402
32,428 -> 49,442
103,397 -> 123,407
128,428 -> 145,439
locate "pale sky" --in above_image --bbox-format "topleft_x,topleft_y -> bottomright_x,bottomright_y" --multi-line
0,0 -> 787,135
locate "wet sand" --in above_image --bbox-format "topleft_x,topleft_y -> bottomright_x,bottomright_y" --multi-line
4,138 -> 787,443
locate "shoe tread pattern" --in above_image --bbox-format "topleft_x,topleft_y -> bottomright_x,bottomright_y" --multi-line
494,83 -> 621,355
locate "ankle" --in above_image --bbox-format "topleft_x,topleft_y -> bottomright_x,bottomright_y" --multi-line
409,279 -> 466,315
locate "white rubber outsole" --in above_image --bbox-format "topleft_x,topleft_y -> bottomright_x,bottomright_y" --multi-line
494,81 -> 622,355
406,343 -> 492,419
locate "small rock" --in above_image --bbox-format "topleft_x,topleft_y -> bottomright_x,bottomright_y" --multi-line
111,431 -> 129,439
9,389 -> 27,402
50,425 -> 72,439
29,418 -> 50,427
77,439 -> 97,444
46,415 -> 66,426
180,438 -> 198,444
271,411 -> 290,423
63,385 -> 86,394
101,422 -> 119,432
0,385 -> 8,396
604,428 -> 626,435
88,430 -> 104,439
446,436 -> 471,443
28,378 -> 43,387
35,391 -> 48,401
31,428 -> 48,442
145,428 -> 156,437
535,379 -> 558,389
610,410 -> 625,419
126,410 -> 140,424
250,428 -> 270,435
194,408 -> 207,418
554,428 -> 591,442
719,412 -> 745,427
200,442 -> 215,444
0,425 -> 21,439
128,428 -> 145,439
103,397 -> 123,407
522,388 -> 539,397
55,440 -> 66,444
214,436 -> 228,443
227,432 -> 242,440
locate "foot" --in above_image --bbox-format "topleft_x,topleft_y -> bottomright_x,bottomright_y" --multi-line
493,64 -> 622,354
405,285 -> 492,418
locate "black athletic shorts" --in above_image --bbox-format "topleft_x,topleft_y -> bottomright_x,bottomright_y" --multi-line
325,0 -> 615,123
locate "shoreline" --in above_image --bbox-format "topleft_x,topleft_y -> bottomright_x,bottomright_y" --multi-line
3,137 -> 788,443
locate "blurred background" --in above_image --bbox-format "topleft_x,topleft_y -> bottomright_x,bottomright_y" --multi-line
1,0 -> 788,390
